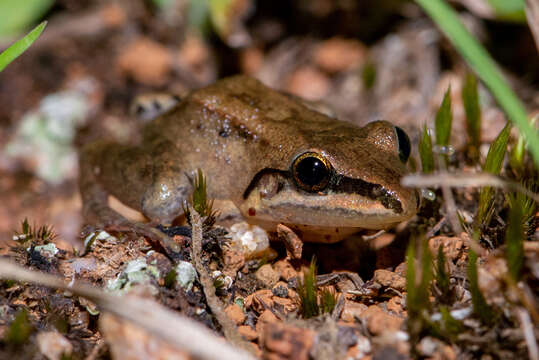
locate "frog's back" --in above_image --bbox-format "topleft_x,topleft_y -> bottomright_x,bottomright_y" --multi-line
146,75 -> 356,164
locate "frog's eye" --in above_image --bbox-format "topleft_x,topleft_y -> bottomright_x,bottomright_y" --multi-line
395,126 -> 411,163
291,152 -> 332,192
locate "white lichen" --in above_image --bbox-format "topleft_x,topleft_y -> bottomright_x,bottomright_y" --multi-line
31,243 -> 59,257
175,260 -> 197,291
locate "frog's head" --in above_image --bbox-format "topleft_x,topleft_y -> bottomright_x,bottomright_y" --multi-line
238,120 -> 418,242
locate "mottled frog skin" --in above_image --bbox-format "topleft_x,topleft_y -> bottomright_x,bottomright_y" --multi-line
80,76 -> 418,243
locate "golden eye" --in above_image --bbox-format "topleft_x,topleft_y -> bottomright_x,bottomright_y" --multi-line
291,152 -> 332,192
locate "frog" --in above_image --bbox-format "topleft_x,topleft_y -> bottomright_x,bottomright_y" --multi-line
80,75 -> 418,243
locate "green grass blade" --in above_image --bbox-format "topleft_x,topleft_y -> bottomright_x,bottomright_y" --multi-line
505,194 -> 525,282
151,0 -> 173,8
5,309 -> 32,345
406,236 -> 432,315
0,0 -> 52,36
486,0 -> 526,22
483,122 -> 511,174
419,237 -> 433,307
439,306 -> 464,340
510,115 -> 537,170
476,123 -> 511,227
320,288 -> 338,315
0,21 -> 47,73
435,246 -> 451,301
505,209 -> 524,282
297,257 -> 319,318
405,237 -> 417,312
415,0 -> 539,167
435,87 -> 452,147
361,62 -> 377,90
467,246 -> 496,325
419,124 -> 435,173
462,73 -> 481,157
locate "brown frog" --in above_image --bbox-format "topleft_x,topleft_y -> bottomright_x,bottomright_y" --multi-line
80,75 -> 418,243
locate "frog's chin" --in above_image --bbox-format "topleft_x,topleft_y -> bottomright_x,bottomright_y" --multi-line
214,199 -> 401,243
240,218 -> 360,243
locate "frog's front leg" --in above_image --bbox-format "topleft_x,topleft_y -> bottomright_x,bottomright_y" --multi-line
79,141 -> 134,227
79,140 -> 192,228
79,140 -> 193,257
140,161 -> 194,225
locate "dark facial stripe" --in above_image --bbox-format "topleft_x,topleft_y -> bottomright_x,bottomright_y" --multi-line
243,168 -> 403,214
242,168 -> 289,199
330,175 -> 403,214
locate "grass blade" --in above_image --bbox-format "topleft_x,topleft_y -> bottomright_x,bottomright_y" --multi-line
505,194 -> 524,282
419,124 -> 435,173
462,73 -> 481,159
406,238 -> 417,312
435,246 -> 451,302
0,21 -> 47,73
483,122 -> 511,175
435,87 -> 453,148
486,0 -> 526,21
406,235 -> 435,357
0,0 -> 52,36
5,309 -> 32,345
406,236 -> 432,316
182,169 -> 218,229
467,246 -> 496,325
415,0 -> 539,167
297,258 -> 319,318
476,122 -> 511,227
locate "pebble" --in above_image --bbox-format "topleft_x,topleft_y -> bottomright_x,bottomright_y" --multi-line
224,304 -> 245,325
373,269 -> 406,291
256,264 -> 280,287
360,306 -> 404,335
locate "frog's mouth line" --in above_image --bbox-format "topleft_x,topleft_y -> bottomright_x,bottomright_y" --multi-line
243,168 -> 403,214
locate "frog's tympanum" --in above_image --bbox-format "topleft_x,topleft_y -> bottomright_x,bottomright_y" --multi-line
80,76 -> 418,243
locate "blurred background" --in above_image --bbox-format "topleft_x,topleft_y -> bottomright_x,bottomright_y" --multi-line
0,0 -> 537,247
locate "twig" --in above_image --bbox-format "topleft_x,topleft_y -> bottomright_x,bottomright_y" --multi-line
316,272 -> 363,290
331,294 -> 345,321
0,259 -> 254,360
189,211 -> 255,355
361,229 -> 386,241
517,307 -> 539,360
85,339 -> 105,360
526,0 -> 539,53
426,216 -> 447,238
402,172 -> 539,203
277,224 -> 303,260
436,155 -> 463,234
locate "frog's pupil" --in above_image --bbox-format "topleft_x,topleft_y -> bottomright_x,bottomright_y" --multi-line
395,126 -> 411,163
296,157 -> 328,187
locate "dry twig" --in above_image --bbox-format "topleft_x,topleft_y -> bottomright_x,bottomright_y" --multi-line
189,210 -> 255,355
437,157 -> 463,234
526,0 -> 539,53
402,172 -> 539,203
0,259 -> 254,360
517,307 -> 539,360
